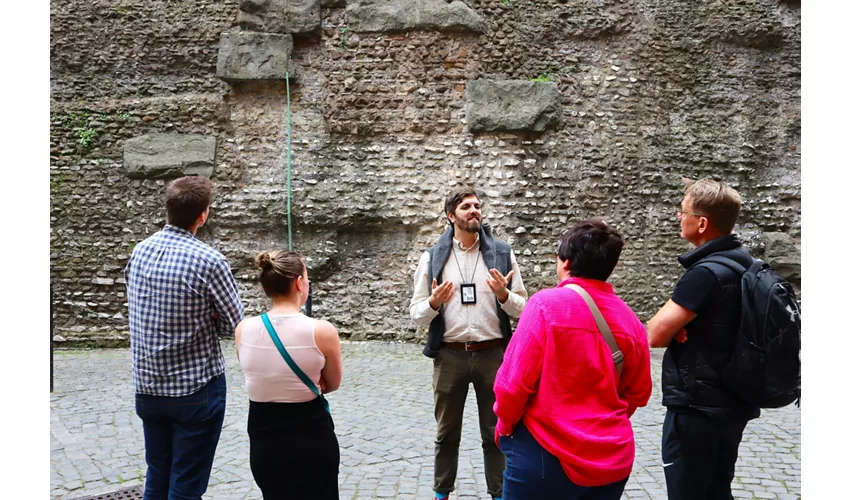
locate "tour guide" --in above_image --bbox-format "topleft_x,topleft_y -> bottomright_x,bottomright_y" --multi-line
409,187 -> 528,500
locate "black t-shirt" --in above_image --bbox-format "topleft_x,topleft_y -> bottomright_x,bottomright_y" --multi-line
671,266 -> 719,315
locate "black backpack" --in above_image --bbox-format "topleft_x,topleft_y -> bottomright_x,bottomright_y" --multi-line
699,255 -> 801,409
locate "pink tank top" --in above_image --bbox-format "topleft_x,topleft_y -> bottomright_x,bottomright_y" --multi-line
238,313 -> 326,403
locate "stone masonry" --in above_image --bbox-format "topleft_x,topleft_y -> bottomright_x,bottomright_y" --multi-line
50,0 -> 801,343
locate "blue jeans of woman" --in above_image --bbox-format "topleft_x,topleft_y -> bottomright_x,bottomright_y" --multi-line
134,374 -> 227,500
501,422 -> 628,499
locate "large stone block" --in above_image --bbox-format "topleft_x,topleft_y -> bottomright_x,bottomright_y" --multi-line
124,134 -> 217,179
237,0 -> 321,35
216,32 -> 297,82
763,232 -> 801,288
466,80 -> 562,133
347,0 -> 487,33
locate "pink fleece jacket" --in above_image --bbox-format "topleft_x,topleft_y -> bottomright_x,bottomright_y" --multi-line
494,277 -> 653,487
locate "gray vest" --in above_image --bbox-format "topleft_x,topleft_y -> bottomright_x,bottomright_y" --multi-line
422,225 -> 514,358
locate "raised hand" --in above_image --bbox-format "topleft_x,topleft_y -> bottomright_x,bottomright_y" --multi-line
429,278 -> 455,310
487,269 -> 514,302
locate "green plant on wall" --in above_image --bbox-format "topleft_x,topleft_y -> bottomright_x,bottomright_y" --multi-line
339,27 -> 349,49
65,111 -> 98,151
65,111 -> 88,127
50,174 -> 65,194
530,64 -> 580,82
530,71 -> 553,83
500,0 -> 517,5
75,126 -> 97,149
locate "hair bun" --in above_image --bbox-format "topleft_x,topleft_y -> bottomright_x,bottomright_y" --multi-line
255,252 -> 273,270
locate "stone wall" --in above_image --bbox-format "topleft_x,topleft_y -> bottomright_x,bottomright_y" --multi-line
50,0 -> 801,344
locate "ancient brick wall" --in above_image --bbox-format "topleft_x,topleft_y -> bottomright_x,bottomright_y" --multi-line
50,0 -> 801,343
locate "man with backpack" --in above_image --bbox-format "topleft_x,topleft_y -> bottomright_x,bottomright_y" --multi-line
647,178 -> 800,500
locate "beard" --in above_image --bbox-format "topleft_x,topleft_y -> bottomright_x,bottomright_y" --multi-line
456,216 -> 481,233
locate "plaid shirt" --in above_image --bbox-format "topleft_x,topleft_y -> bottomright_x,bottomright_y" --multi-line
124,225 -> 244,396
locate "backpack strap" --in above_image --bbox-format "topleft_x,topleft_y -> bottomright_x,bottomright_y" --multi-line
564,284 -> 624,376
260,313 -> 330,413
698,255 -> 748,275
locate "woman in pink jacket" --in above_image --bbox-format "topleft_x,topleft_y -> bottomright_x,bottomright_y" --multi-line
494,219 -> 653,499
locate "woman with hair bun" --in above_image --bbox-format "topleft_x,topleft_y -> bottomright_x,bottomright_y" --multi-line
234,250 -> 342,499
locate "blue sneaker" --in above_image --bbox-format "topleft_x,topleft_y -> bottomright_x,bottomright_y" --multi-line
434,493 -> 449,500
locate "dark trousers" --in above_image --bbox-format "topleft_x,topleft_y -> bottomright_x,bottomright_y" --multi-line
248,398 -> 340,499
433,345 -> 505,497
662,409 -> 749,500
134,375 -> 227,500
502,422 -> 628,500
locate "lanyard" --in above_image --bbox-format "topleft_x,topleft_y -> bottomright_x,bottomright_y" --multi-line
452,246 -> 481,283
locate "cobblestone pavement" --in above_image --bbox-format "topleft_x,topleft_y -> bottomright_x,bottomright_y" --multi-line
51,341 -> 800,499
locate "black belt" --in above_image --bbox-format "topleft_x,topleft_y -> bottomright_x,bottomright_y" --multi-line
442,339 -> 502,352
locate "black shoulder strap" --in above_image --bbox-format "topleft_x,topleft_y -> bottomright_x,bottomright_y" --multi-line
698,255 -> 747,275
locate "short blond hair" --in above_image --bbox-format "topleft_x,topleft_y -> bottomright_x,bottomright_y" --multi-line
684,178 -> 742,234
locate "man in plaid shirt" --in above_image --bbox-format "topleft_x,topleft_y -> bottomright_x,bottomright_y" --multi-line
124,176 -> 244,500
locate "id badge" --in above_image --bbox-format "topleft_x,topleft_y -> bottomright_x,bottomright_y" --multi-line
460,283 -> 477,305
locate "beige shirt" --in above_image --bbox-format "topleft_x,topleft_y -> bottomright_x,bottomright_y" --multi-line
409,235 -> 528,343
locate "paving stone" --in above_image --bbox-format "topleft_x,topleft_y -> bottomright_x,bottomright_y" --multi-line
80,472 -> 104,482
63,480 -> 83,491
768,486 -> 790,494
51,342 -> 801,499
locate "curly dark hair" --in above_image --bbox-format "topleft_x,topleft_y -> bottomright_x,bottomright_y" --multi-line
444,187 -> 481,226
557,219 -> 624,281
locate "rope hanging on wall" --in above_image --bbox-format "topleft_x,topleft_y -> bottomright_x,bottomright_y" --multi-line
284,72 -> 313,317
285,72 -> 293,252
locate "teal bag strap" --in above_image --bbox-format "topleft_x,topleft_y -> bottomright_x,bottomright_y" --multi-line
260,313 -> 330,413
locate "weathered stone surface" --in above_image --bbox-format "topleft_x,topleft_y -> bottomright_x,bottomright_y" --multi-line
544,0 -> 635,39
347,0 -> 487,33
124,134 -> 217,179
763,232 -> 801,288
702,0 -> 787,49
50,0 -> 800,341
466,80 -> 562,133
237,0 -> 321,35
216,32 -> 297,82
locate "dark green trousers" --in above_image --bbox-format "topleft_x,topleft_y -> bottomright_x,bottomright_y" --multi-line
433,345 -> 505,497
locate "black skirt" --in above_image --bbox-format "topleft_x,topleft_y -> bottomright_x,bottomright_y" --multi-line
247,398 -> 340,499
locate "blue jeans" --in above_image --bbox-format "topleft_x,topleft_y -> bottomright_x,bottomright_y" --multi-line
135,375 -> 227,500
501,422 -> 628,500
